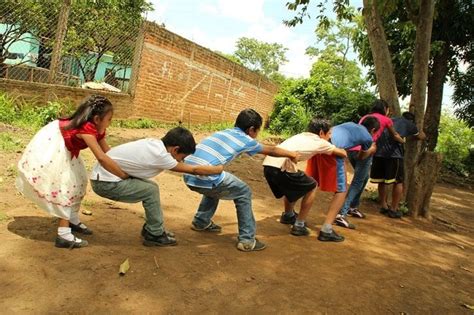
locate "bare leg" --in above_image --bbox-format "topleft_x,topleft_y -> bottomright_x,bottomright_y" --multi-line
391,183 -> 404,210
378,183 -> 389,209
297,187 -> 317,221
324,191 -> 347,225
58,218 -> 69,227
283,197 -> 295,213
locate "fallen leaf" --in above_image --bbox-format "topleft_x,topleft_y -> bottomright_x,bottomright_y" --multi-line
460,266 -> 471,272
81,209 -> 92,215
154,256 -> 160,269
399,284 -> 405,288
461,304 -> 474,310
456,244 -> 465,250
119,258 -> 130,276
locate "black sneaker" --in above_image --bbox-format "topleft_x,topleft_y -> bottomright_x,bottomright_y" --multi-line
141,224 -> 175,238
290,224 -> 310,236
334,215 -> 356,229
317,230 -> 345,242
191,220 -> 222,232
347,208 -> 366,218
379,207 -> 390,215
387,209 -> 403,219
55,236 -> 89,249
70,222 -> 93,235
279,211 -> 298,225
142,230 -> 177,247
236,238 -> 266,252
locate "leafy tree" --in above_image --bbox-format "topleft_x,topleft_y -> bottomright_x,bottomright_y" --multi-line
215,51 -> 243,65
453,65 -> 474,127
234,37 -> 288,77
64,0 -> 152,82
0,0 -> 58,76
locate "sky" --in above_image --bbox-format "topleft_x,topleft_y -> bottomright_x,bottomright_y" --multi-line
146,0 -> 453,107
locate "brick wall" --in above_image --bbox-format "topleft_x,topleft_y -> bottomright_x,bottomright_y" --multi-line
0,21 -> 279,125
0,79 -> 132,118
131,22 -> 279,124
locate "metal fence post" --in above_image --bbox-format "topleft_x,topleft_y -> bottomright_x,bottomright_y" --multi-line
48,0 -> 71,84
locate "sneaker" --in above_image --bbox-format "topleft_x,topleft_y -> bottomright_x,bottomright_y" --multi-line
69,222 -> 93,235
141,224 -> 175,238
347,208 -> 366,218
386,209 -> 403,219
335,215 -> 356,229
236,239 -> 266,252
290,224 -> 310,236
279,211 -> 298,225
191,220 -> 222,232
379,207 -> 390,215
55,236 -> 89,249
142,230 -> 177,247
317,230 -> 345,242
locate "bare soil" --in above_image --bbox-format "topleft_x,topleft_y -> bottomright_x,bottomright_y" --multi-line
0,127 -> 473,314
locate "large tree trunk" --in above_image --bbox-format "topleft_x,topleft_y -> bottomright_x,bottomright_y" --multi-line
424,45 -> 449,151
405,0 -> 436,218
362,0 -> 401,115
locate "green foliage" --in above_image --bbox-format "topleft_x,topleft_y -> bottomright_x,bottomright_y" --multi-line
0,92 -> 73,129
436,114 -> 474,175
0,133 -> 23,152
453,65 -> 474,127
234,37 -> 288,77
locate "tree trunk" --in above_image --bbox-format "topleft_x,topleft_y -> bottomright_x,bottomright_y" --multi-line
406,151 -> 442,218
424,45 -> 449,151
362,0 -> 401,115
405,0 -> 435,218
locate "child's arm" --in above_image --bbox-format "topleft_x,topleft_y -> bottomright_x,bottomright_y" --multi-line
260,145 -> 300,163
358,143 -> 377,160
171,163 -> 224,175
332,148 -> 347,158
387,126 -> 405,143
98,138 -> 111,153
80,134 -> 129,179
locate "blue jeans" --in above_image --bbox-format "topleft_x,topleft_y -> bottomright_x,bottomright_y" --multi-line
187,172 -> 255,243
340,152 -> 373,216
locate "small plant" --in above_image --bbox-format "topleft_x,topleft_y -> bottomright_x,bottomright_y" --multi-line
0,211 -> 9,223
112,118 -> 171,129
365,190 -> 379,203
0,133 -> 23,152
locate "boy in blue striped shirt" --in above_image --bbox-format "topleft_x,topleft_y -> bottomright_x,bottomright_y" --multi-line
184,109 -> 299,252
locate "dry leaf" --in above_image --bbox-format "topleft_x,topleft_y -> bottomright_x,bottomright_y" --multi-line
81,209 -> 92,215
461,304 -> 474,310
119,258 -> 130,275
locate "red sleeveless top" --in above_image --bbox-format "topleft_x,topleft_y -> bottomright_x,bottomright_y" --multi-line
59,119 -> 106,158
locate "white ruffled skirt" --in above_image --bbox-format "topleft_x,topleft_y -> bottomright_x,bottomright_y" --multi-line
16,120 -> 88,219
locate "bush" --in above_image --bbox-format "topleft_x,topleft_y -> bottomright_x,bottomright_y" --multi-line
436,114 -> 474,176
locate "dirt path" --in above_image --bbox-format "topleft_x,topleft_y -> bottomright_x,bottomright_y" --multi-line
0,127 -> 473,314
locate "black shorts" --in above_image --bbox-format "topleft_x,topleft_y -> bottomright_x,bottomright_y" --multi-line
370,157 -> 404,184
263,166 -> 317,203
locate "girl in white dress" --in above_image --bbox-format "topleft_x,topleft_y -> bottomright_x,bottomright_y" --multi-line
16,95 -> 129,248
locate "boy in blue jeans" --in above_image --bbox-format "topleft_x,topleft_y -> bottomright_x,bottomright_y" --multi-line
184,109 -> 299,252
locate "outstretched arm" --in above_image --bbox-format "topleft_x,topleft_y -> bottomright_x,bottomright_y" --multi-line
332,148 -> 347,158
387,126 -> 405,143
80,134 -> 129,179
260,145 -> 300,163
171,163 -> 224,175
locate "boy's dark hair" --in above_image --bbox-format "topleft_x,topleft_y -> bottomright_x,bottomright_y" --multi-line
234,108 -> 263,132
162,127 -> 196,154
307,118 -> 332,134
370,99 -> 389,115
64,95 -> 113,130
361,116 -> 380,133
402,111 -> 415,122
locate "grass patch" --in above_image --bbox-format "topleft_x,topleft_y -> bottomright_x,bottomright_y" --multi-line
0,211 -> 9,223
0,133 -> 23,152
112,118 -> 174,129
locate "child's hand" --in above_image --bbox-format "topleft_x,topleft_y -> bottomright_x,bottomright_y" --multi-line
290,151 -> 301,164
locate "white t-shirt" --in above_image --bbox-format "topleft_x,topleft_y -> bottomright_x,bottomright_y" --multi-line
262,132 -> 335,172
90,138 -> 178,182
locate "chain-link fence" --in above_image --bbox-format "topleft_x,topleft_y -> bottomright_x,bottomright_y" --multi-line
0,0 -> 145,93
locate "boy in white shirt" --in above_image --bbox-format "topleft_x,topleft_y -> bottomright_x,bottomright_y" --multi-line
263,118 -> 347,238
90,127 -> 223,247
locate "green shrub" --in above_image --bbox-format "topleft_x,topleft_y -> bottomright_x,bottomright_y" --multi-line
112,118 -> 171,129
436,114 -> 474,176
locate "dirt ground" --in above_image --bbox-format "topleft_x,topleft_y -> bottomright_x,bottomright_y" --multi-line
0,126 -> 473,314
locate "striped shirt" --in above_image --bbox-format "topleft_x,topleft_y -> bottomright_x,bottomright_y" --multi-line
184,127 -> 263,188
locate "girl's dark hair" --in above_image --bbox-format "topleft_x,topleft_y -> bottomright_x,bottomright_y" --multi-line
162,127 -> 196,155
370,99 -> 389,115
64,95 -> 113,130
235,108 -> 263,133
307,117 -> 332,134
402,111 -> 415,122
